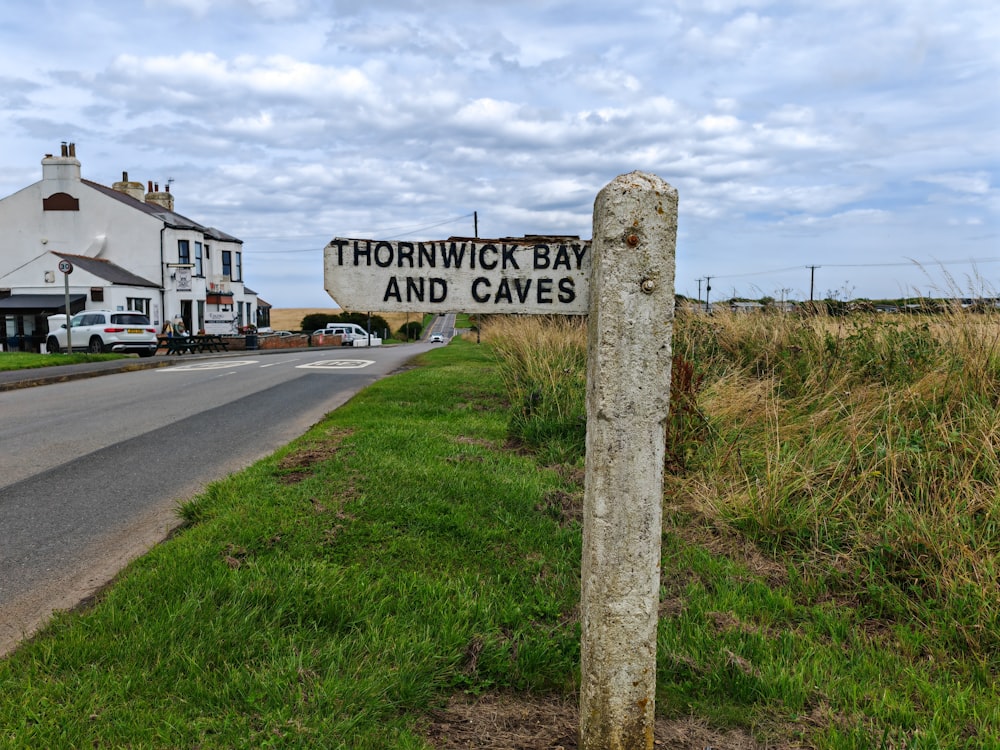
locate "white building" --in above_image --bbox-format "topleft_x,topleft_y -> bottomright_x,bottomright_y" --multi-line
0,143 -> 267,351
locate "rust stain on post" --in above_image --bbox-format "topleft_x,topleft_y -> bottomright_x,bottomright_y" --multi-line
580,171 -> 677,749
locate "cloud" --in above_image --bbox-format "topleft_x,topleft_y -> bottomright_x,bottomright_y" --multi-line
0,0 -> 995,307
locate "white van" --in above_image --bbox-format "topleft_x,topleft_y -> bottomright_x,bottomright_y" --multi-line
312,323 -> 380,346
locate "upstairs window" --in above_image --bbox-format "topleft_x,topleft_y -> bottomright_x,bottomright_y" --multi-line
178,239 -> 190,265
222,250 -> 232,278
194,242 -> 203,276
234,251 -> 243,282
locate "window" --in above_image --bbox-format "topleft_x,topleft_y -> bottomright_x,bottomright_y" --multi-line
234,251 -> 243,282
178,239 -> 190,265
127,297 -> 150,316
90,287 -> 104,302
194,242 -> 203,276
222,250 -> 232,278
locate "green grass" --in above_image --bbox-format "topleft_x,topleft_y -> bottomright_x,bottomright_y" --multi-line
0,352 -> 126,371
2,326 -> 998,748
0,341 -> 580,748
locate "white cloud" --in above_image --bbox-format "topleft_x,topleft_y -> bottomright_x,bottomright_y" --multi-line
918,172 -> 992,195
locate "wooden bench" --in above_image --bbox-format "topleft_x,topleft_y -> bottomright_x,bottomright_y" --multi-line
192,335 -> 230,353
158,336 -> 198,355
158,335 -> 232,355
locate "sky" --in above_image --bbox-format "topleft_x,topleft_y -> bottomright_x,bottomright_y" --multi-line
0,0 -> 997,308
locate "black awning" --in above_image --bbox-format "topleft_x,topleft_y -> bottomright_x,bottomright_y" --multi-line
0,294 -> 87,314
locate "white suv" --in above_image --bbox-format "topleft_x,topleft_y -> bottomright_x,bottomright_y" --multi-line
48,310 -> 159,357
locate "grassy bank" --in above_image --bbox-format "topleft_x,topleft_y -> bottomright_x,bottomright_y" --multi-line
2,314 -> 998,748
482,310 -> 1000,748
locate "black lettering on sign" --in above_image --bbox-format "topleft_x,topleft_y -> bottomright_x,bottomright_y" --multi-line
354,239 -> 372,266
375,241 -> 394,268
558,277 -> 576,303
418,242 -> 436,268
383,276 -> 448,303
478,243 -> 498,270
502,244 -> 520,270
536,277 -> 553,304
331,238 -> 348,264
397,242 -> 415,268
471,277 -> 490,303
533,244 -> 550,270
441,242 -> 467,268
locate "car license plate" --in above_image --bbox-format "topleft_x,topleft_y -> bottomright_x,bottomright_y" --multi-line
127,328 -> 143,334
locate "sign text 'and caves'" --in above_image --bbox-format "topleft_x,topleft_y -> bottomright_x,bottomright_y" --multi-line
324,237 -> 591,314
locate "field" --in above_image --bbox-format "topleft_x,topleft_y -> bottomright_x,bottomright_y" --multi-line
268,308 -> 419,335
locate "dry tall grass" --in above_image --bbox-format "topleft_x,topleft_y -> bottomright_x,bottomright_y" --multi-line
486,308 -> 1000,659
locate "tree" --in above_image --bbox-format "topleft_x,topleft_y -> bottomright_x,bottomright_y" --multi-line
300,312 -> 332,332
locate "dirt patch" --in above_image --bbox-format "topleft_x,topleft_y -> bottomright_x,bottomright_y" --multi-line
425,693 -> 778,749
274,430 -> 353,484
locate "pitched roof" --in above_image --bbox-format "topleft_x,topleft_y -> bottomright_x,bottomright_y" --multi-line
82,179 -> 243,244
54,252 -> 160,287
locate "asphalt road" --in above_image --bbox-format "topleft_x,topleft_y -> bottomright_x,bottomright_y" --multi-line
0,344 -> 433,655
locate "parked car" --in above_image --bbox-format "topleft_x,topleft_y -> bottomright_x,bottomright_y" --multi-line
312,324 -> 370,345
430,333 -> 444,343
47,310 -> 158,356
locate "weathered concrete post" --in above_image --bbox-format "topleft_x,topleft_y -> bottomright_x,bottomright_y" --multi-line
580,171 -> 677,749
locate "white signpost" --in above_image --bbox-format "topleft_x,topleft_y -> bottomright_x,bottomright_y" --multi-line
324,236 -> 591,315
324,171 -> 677,749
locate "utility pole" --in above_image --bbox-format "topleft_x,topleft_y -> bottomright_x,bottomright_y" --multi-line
704,276 -> 712,313
697,278 -> 703,306
807,266 -> 820,306
474,211 -> 478,239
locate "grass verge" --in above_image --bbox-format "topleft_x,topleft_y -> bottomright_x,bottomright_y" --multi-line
0,352 -> 125,371
0,341 -> 580,748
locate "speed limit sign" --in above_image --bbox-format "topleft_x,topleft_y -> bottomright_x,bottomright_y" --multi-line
57,259 -> 73,274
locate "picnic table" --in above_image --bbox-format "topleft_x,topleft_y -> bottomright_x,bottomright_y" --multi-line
158,335 -> 231,355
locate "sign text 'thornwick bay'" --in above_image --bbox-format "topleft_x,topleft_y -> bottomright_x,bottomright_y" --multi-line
323,236 -> 591,314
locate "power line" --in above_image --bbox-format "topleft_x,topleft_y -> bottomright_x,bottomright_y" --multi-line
703,256 -> 998,281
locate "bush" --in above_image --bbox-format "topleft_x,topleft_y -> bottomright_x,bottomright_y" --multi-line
398,321 -> 423,340
300,312 -> 333,332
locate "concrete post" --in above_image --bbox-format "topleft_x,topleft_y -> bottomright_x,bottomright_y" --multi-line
580,171 -> 677,749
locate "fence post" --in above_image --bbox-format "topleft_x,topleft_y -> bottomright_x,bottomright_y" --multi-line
580,171 -> 677,749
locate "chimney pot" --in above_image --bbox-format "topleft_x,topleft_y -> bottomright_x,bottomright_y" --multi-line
148,180 -> 153,192
60,142 -> 68,157
123,171 -> 128,181
68,143 -> 76,157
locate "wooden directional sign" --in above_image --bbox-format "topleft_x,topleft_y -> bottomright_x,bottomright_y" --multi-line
324,236 -> 591,314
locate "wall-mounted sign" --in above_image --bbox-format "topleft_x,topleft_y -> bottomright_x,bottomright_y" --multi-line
324,237 -> 591,314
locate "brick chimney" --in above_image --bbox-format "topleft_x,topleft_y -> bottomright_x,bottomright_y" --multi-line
145,180 -> 175,212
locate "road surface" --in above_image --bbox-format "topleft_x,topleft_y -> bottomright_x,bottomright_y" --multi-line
0,344 -> 432,656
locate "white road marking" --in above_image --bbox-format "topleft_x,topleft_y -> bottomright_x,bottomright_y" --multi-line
296,360 -> 374,370
157,360 -> 257,372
